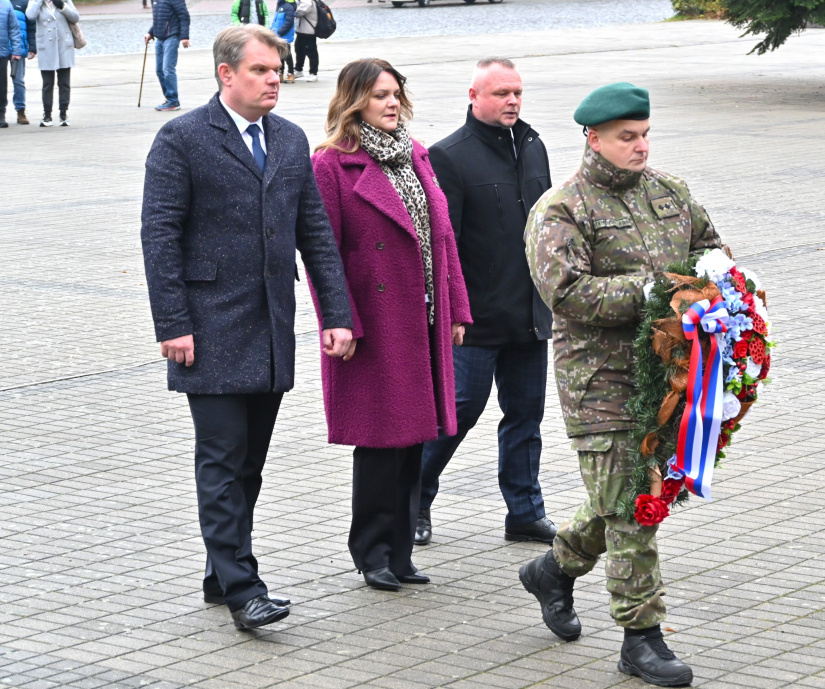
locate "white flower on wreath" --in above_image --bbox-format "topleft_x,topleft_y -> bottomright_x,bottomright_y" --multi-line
721,390 -> 742,421
745,357 -> 762,379
741,267 -> 762,292
695,249 -> 735,282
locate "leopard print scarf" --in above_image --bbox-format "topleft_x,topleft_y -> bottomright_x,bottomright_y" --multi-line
359,121 -> 435,325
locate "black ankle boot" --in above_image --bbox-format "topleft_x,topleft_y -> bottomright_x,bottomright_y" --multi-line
518,550 -> 581,641
414,508 -> 431,545
618,625 -> 693,686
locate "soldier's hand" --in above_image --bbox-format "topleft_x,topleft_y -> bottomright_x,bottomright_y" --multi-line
161,334 -> 194,367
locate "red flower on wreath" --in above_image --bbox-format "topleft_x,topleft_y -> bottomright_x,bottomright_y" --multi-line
741,292 -> 755,314
750,313 -> 768,336
717,431 -> 729,451
759,354 -> 771,380
660,478 -> 684,505
733,339 -> 749,359
729,267 -> 747,294
741,329 -> 754,341
749,338 -> 766,365
635,494 -> 670,526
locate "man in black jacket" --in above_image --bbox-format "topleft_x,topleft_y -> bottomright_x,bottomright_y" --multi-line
143,0 -> 190,111
142,26 -> 352,630
416,57 -> 556,546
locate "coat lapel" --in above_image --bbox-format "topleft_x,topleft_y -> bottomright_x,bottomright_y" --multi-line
263,115 -> 284,190
347,148 -> 418,239
208,96 -> 263,180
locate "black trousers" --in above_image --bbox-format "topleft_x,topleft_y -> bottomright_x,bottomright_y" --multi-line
187,392 -> 283,612
0,57 -> 7,116
294,33 -> 318,75
280,43 -> 294,74
349,444 -> 423,575
41,68 -> 71,115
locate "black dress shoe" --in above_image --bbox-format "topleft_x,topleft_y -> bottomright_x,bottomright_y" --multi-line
230,595 -> 290,630
362,567 -> 401,591
396,571 -> 430,584
415,509 -> 432,545
618,627 -> 693,686
205,591 -> 291,607
505,517 -> 558,543
518,550 -> 581,641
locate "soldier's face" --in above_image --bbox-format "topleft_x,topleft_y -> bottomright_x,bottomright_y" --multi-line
588,119 -> 650,172
469,65 -> 522,128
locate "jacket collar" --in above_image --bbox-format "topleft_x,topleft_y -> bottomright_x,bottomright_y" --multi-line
339,142 -> 431,239
208,93 -> 283,188
580,142 -> 643,193
463,104 -> 535,152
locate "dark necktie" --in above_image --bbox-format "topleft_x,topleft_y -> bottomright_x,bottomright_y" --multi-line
246,123 -> 266,173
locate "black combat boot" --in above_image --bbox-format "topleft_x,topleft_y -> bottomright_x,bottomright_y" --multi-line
414,508 -> 431,545
618,625 -> 693,686
518,550 -> 581,641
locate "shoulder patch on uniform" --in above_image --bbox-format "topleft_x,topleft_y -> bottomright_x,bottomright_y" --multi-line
650,196 -> 680,219
593,216 -> 633,230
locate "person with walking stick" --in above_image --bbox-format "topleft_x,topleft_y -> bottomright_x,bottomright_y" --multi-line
143,0 -> 190,111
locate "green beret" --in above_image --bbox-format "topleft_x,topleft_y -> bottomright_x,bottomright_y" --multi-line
574,82 -> 650,127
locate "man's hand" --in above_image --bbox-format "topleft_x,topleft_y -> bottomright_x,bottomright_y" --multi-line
27,51 -> 35,60
10,55 -> 20,61
322,328 -> 353,359
161,334 -> 194,366
144,33 -> 153,44
452,323 -> 465,346
182,39 -> 190,48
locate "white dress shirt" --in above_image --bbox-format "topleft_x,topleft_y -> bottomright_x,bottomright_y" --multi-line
220,96 -> 267,157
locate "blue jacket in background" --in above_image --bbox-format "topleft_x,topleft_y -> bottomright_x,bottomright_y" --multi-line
10,0 -> 35,54
271,0 -> 294,43
148,0 -> 190,40
1,0 -> 22,58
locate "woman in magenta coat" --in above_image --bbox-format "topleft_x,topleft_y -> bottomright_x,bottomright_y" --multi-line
312,58 -> 472,592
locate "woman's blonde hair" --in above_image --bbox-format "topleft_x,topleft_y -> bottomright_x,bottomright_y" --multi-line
315,58 -> 413,154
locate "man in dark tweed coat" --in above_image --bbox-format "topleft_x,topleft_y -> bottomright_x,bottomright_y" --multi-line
141,25 -> 352,631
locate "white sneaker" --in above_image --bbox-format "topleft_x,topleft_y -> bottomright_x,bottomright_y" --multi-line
293,70 -> 304,79
305,74 -> 318,82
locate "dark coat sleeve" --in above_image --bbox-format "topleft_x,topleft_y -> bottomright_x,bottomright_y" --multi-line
295,154 -> 354,332
141,122 -> 194,342
428,144 -> 463,243
174,0 -> 190,39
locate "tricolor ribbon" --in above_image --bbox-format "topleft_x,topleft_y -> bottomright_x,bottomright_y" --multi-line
672,296 -> 729,499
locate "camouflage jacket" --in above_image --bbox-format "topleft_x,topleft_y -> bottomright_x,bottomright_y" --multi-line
525,145 -> 722,437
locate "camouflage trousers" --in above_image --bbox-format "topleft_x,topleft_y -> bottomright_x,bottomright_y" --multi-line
552,431 -> 666,629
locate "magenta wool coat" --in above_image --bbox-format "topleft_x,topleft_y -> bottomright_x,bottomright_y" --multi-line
311,140 -> 472,449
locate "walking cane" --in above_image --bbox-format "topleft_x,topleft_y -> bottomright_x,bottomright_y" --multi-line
138,39 -> 149,107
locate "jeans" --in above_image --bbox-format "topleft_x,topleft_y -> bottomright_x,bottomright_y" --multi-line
420,339 -> 548,527
12,57 -> 26,111
155,36 -> 180,102
294,33 -> 318,75
41,68 -> 71,116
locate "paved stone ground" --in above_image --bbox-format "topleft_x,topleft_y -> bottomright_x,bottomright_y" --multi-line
2,19 -> 825,689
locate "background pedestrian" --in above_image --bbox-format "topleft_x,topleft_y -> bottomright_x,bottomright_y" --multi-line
312,58 -> 472,592
271,0 -> 294,83
9,0 -> 35,125
231,0 -> 269,26
143,0 -> 190,111
25,0 -> 73,126
293,0 -> 317,81
0,0 -> 22,127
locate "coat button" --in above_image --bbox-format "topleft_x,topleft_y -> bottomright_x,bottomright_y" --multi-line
376,242 -> 384,250
377,283 -> 385,292
266,226 -> 274,238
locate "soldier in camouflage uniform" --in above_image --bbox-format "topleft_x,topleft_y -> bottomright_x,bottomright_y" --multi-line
518,83 -> 721,687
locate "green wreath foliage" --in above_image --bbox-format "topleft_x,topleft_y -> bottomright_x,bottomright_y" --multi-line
616,257 -> 707,522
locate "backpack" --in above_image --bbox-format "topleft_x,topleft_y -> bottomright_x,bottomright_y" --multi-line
311,0 -> 336,39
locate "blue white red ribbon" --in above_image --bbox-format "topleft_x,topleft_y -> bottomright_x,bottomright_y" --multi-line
673,296 -> 730,499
